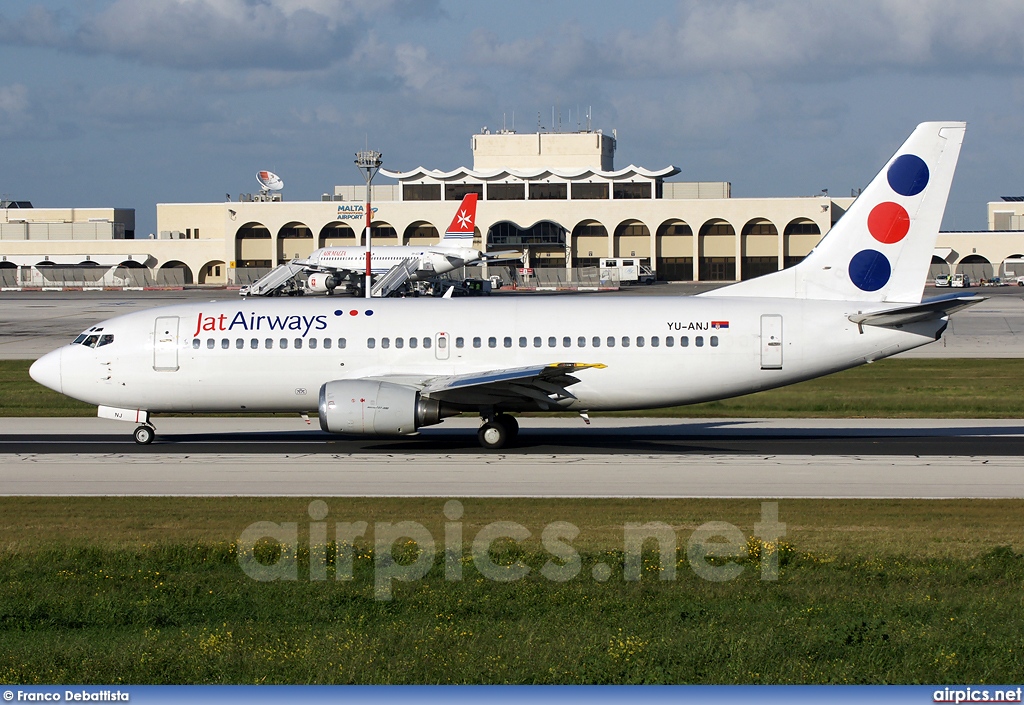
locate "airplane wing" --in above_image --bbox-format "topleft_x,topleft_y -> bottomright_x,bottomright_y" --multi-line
848,293 -> 985,327
406,362 -> 606,410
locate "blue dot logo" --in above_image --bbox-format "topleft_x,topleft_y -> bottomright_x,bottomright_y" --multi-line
887,154 -> 929,197
849,249 -> 891,291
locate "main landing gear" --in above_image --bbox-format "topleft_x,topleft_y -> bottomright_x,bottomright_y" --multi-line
133,424 -> 156,445
477,414 -> 519,450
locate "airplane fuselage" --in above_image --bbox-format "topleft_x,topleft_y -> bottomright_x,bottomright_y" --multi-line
309,245 -> 480,279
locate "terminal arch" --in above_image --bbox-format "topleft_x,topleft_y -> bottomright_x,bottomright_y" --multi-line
318,222 -> 357,248
698,219 -> 736,281
783,218 -> 821,269
405,221 -> 440,247
1000,254 -> 1024,279
277,221 -> 315,262
157,260 -> 193,286
235,221 -> 272,268
741,218 -> 779,280
956,254 -> 992,281
613,220 -> 651,258
656,219 -> 693,281
571,220 -> 609,267
370,221 -> 399,246
199,259 -> 227,285
929,255 -> 951,279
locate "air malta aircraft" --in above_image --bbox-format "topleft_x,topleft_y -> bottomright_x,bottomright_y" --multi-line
31,122 -> 979,449
246,193 -> 509,296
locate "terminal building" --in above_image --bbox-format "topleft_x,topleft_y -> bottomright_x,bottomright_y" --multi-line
3,131 -> 1024,287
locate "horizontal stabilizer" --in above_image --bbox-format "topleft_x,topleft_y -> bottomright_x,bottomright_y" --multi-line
849,293 -> 984,327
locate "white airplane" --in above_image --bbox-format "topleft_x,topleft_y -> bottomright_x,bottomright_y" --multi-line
31,122 -> 980,449
245,193 -> 513,296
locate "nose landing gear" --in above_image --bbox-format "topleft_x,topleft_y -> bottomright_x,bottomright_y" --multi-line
133,424 -> 155,445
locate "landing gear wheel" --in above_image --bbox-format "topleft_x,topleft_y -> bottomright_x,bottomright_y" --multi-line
133,425 -> 155,445
494,414 -> 519,440
477,421 -> 508,450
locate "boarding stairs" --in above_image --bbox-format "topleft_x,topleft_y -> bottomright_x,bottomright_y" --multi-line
241,261 -> 306,296
370,257 -> 420,298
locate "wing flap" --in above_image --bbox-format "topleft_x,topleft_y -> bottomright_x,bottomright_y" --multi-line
420,362 -> 605,409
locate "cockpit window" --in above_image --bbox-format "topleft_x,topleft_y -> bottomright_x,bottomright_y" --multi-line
97,334 -> 114,348
73,334 -> 88,345
83,335 -> 100,348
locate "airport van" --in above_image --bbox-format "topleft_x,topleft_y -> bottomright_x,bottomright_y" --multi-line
951,273 -> 971,288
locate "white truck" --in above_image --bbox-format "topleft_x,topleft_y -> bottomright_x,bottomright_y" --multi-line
599,258 -> 656,285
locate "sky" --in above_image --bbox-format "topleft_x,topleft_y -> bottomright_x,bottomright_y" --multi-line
3,0 -> 1024,237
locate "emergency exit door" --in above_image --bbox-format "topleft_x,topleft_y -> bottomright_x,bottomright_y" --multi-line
153,316 -> 180,371
435,332 -> 450,360
760,314 -> 783,370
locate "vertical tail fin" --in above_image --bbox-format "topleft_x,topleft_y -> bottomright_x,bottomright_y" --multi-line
712,122 -> 966,303
439,193 -> 478,245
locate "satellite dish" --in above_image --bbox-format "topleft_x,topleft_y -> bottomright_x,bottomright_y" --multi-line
256,170 -> 284,191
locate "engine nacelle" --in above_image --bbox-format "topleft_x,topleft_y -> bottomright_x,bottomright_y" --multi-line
307,273 -> 337,293
318,380 -> 451,435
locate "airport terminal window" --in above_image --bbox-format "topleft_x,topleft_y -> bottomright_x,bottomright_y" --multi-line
250,339 -> 258,350
548,336 -> 556,348
534,337 -> 542,348
207,339 -> 215,350
622,336 -> 631,348
504,336 -> 512,348
637,336 -> 645,348
519,337 -> 527,348
578,336 -> 586,347
193,339 -> 200,350
367,338 -> 375,349
710,336 -> 719,347
396,338 -> 404,349
403,183 -> 441,201
265,339 -> 274,349
681,336 -> 689,347
409,337 -> 417,349
488,337 -> 496,348
382,338 -> 390,349
338,338 -> 347,349
280,338 -> 288,349
529,183 -> 567,200
607,336 -> 615,347
696,336 -> 704,347
309,338 -> 317,350
592,336 -> 601,348
651,336 -> 660,347
236,339 -> 244,349
456,337 -> 464,348
487,183 -> 525,200
221,339 -> 229,350
423,337 -> 431,349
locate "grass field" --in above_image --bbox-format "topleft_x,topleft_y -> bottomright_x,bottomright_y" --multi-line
3,357 -> 1024,418
1,497 -> 1023,684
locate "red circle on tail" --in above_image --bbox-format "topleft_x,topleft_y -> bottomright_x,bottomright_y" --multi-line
868,202 -> 910,244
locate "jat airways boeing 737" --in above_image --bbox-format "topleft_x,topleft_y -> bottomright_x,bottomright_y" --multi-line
31,123 -> 980,449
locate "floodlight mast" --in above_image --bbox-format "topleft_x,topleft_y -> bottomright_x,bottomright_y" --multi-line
355,150 -> 383,298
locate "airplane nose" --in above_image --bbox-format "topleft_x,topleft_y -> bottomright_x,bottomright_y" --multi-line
29,348 -> 62,394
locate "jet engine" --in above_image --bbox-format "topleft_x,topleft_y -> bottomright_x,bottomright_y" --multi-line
307,273 -> 337,293
318,380 -> 456,435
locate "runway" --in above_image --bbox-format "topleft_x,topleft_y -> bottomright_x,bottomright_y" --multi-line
2,417 -> 1023,498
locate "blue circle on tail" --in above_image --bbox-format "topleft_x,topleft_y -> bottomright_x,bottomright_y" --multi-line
849,249 -> 891,291
887,154 -> 929,196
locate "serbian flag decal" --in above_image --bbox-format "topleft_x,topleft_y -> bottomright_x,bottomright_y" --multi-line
711,321 -> 729,329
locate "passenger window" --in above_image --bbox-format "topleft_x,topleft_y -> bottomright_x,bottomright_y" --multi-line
592,336 -> 601,348
578,336 -> 586,347
696,336 -> 704,347
455,337 -> 463,348
473,337 -> 481,349
367,338 -> 375,349
533,337 -> 542,348
519,337 -> 527,348
563,336 -> 571,348
396,338 -> 404,349
622,336 -> 630,348
207,339 -> 215,350
548,337 -> 556,348
309,338 -> 318,349
681,336 -> 689,347
488,337 -> 496,348
636,336 -> 645,348
607,336 -> 615,348
295,338 -> 303,349
192,339 -> 200,349
250,339 -> 258,350
504,336 -> 512,348
97,334 -> 114,347
651,336 -> 660,347
265,338 -> 274,349
409,337 -> 417,349
423,337 -> 431,349
381,338 -> 390,349
710,336 -> 719,347
666,336 -> 674,347
221,339 -> 229,349
323,338 -> 332,350
280,338 -> 288,350
236,339 -> 244,349
338,338 -> 347,349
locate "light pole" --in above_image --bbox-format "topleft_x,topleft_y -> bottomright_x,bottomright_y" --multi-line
355,149 -> 383,298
